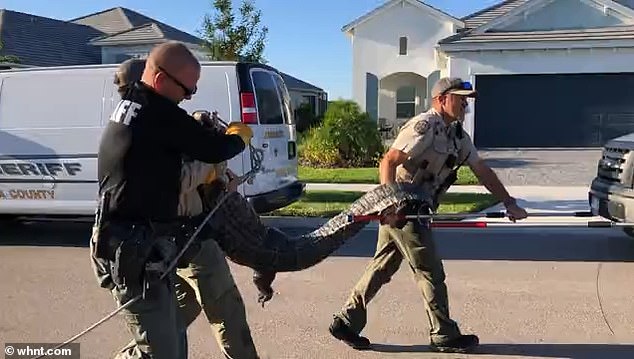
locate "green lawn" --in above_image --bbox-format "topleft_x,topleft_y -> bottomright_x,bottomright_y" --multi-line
267,190 -> 498,218
298,166 -> 479,185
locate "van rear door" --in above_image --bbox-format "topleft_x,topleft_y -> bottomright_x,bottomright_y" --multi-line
237,64 -> 300,209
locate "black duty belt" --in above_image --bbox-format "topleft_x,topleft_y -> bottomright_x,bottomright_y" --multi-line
104,217 -> 183,237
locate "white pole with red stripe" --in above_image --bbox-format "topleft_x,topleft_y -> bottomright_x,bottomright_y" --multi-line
346,212 -> 634,228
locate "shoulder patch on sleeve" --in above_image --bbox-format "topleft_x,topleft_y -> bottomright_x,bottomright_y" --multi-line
414,119 -> 431,134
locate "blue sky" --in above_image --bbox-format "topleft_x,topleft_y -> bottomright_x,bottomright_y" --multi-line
2,0 -> 500,99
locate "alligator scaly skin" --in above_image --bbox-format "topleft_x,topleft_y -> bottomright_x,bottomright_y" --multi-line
199,182 -> 433,272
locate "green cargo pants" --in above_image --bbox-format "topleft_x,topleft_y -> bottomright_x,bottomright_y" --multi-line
176,239 -> 259,359
88,224 -> 188,359
334,220 -> 462,343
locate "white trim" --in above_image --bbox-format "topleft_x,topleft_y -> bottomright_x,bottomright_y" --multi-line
439,38 -> 634,53
600,0 -> 634,17
579,0 -> 634,22
470,0 -> 634,35
341,0 -> 464,34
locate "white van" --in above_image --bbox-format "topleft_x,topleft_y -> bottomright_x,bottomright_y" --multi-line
0,61 -> 305,220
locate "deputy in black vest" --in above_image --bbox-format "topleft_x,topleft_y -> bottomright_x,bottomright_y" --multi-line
89,41 -> 253,359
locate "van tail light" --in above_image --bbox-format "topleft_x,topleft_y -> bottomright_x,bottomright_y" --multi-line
240,92 -> 258,124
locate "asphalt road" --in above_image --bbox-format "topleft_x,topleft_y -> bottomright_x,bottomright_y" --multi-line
2,221 -> 634,359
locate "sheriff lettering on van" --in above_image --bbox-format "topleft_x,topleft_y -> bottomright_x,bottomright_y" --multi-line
0,189 -> 55,200
0,161 -> 82,177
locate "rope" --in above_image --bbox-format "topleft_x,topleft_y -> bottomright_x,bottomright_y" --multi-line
596,262 -> 615,335
31,191 -> 231,359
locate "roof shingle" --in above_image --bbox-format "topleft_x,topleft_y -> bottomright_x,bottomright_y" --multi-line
441,0 -> 634,47
70,7 -> 132,35
0,9 -> 102,66
281,72 -> 324,92
442,24 -> 634,45
72,7 -> 203,45
461,0 -> 530,30
90,23 -> 165,45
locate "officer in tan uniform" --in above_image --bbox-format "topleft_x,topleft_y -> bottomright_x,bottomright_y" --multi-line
175,110 -> 260,359
113,59 -> 260,359
328,77 -> 528,354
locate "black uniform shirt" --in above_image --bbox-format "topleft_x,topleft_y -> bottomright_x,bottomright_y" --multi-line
97,81 -> 245,222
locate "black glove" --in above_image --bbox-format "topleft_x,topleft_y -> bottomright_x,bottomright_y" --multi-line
252,270 -> 276,307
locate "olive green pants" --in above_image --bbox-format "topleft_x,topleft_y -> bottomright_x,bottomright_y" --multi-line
110,280 -> 187,359
176,239 -> 259,359
335,221 -> 462,343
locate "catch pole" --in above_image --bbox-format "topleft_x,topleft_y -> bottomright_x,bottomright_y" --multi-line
346,211 -> 634,228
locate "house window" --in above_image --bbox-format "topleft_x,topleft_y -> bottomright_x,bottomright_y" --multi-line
396,86 -> 416,119
302,95 -> 317,115
399,36 -> 408,55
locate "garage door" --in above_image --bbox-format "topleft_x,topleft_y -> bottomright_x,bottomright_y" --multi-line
474,73 -> 634,148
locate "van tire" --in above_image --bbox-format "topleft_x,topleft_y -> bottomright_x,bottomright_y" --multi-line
0,215 -> 20,227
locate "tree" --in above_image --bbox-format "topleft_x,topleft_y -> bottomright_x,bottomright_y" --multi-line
0,40 -> 21,64
198,0 -> 268,63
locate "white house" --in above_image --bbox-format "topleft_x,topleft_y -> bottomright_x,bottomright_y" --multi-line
342,0 -> 463,128
344,0 -> 634,148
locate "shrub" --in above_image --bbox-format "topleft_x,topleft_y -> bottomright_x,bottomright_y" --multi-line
298,126 -> 340,167
299,100 -> 384,168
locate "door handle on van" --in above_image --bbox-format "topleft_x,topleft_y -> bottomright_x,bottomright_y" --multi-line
288,141 -> 297,159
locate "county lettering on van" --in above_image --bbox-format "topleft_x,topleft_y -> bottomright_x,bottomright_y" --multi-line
0,162 -> 82,177
0,189 -> 55,200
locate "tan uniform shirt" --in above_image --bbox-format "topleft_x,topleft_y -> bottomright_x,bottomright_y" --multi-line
178,160 -> 228,217
390,108 -> 480,197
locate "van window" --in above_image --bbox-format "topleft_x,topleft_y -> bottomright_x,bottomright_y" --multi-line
252,70 -> 284,125
272,73 -> 294,125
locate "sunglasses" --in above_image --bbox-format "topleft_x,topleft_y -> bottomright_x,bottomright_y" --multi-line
158,65 -> 197,97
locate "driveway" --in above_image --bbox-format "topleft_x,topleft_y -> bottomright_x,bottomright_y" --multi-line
478,149 -> 603,186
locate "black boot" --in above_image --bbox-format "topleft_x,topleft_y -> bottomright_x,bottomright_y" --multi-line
328,317 -> 371,350
430,334 -> 479,353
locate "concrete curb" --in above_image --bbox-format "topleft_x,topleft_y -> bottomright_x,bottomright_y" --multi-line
304,183 -> 592,194
304,183 -> 489,193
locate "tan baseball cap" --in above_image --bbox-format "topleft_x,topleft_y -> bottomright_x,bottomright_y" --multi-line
113,58 -> 146,87
431,77 -> 476,98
